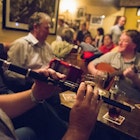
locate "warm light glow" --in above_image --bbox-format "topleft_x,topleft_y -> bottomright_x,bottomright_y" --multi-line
59,0 -> 77,13
101,15 -> 105,19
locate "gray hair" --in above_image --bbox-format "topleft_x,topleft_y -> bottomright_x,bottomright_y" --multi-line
61,28 -> 75,43
28,12 -> 51,31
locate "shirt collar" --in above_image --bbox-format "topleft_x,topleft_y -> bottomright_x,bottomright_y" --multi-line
25,33 -> 39,45
118,52 -> 136,64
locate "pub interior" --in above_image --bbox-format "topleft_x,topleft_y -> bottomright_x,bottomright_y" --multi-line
0,0 -> 140,140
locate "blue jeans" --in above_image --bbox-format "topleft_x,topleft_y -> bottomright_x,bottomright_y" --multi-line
15,127 -> 37,140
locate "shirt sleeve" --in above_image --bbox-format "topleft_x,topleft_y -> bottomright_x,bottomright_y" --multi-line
4,39 -> 29,84
92,52 -> 116,66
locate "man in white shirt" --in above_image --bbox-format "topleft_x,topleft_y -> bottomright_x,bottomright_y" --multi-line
110,16 -> 126,45
5,12 -> 55,92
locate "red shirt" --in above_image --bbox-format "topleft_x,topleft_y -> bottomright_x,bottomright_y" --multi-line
99,44 -> 116,54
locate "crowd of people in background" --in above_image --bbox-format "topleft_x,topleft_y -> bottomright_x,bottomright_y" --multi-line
51,28 -> 76,59
55,16 -> 127,63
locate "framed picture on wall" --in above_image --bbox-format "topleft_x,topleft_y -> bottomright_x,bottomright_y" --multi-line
76,7 -> 86,20
90,15 -> 103,25
2,0 -> 60,34
85,13 -> 91,22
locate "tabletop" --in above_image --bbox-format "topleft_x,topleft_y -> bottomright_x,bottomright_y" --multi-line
60,90 -> 140,140
61,52 -> 140,140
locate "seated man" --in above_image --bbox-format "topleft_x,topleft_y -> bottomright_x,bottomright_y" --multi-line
88,29 -> 140,102
51,28 -> 76,59
4,12 -> 55,92
0,67 -> 101,140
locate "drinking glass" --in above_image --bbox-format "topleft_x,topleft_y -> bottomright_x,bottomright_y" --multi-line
108,90 -> 126,118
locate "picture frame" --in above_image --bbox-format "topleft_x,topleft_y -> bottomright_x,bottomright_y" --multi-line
90,15 -> 103,25
76,7 -> 86,20
2,0 -> 60,34
85,13 -> 91,22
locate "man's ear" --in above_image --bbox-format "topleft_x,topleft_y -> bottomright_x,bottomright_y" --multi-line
33,23 -> 39,31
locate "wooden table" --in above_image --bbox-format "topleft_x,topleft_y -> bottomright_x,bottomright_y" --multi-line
60,90 -> 140,140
